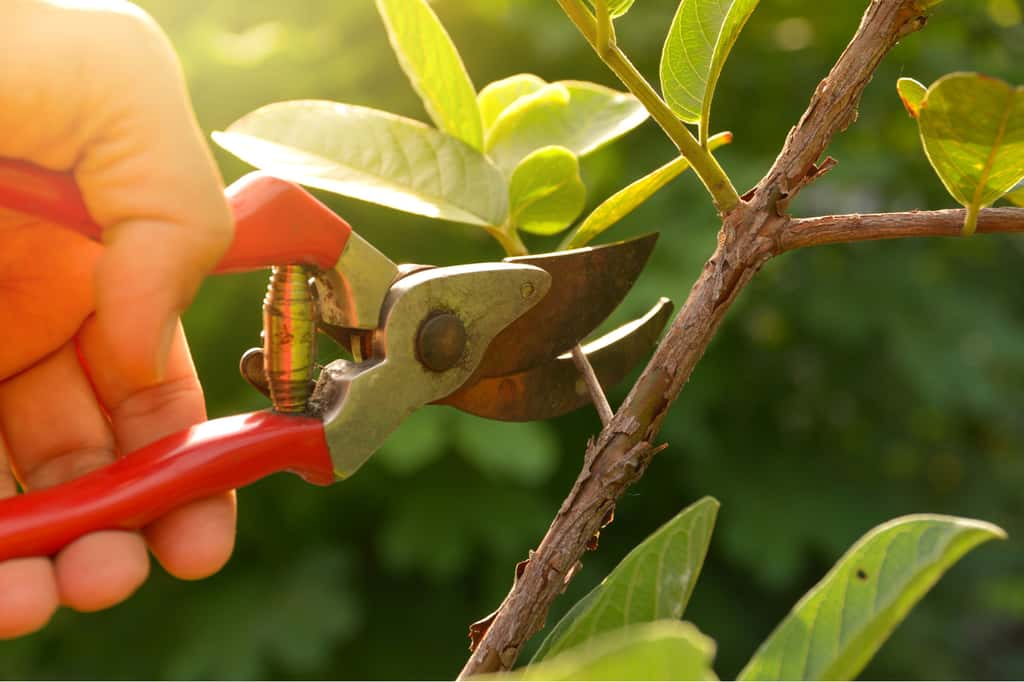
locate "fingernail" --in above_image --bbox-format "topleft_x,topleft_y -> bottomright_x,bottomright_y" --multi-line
155,318 -> 177,381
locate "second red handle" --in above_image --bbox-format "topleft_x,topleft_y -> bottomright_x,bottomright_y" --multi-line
0,411 -> 335,561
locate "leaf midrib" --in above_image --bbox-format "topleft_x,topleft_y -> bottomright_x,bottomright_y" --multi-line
970,89 -> 1016,208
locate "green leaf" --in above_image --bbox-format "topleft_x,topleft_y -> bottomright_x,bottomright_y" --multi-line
896,77 -> 927,118
562,131 -> 733,249
533,497 -> 719,662
660,0 -> 760,142
916,72 -> 1024,235
508,146 -> 586,236
214,101 -> 508,227
485,81 -> 649,174
738,514 -> 1006,681
478,74 -> 547,132
493,621 -> 717,681
375,0 -> 483,149
588,0 -> 637,18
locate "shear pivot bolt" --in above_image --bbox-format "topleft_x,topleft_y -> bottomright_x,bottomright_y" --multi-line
417,312 -> 467,372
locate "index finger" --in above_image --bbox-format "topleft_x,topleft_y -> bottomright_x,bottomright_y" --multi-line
77,317 -> 237,580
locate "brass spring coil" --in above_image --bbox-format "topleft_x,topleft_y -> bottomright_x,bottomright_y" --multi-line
263,265 -> 317,413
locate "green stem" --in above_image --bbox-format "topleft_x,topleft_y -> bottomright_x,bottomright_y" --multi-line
962,203 -> 980,237
486,224 -> 529,257
555,0 -> 740,214
594,0 -> 615,55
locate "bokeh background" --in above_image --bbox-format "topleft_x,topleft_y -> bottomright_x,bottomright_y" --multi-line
3,0 -> 1024,678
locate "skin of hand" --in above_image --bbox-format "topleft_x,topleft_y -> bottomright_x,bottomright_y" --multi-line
0,0 -> 237,637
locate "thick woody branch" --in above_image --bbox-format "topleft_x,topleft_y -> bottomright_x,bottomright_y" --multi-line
751,0 -> 930,214
458,1 -> 937,677
779,207 -> 1024,251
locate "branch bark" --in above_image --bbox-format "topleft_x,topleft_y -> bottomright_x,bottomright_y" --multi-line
779,207 -> 1024,250
457,1 -> 1007,677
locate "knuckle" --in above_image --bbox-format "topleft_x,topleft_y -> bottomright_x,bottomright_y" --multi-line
21,448 -> 117,491
110,374 -> 203,429
77,4 -> 180,93
92,4 -> 167,58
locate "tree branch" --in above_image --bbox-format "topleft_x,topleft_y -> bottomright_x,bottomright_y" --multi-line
779,207 -> 1024,251
458,1 -> 943,677
749,1 -> 930,215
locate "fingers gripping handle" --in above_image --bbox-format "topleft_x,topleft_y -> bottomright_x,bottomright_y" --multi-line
0,412 -> 335,561
0,159 -> 352,272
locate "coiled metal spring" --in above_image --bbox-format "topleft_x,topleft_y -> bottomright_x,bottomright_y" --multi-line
262,265 -> 317,413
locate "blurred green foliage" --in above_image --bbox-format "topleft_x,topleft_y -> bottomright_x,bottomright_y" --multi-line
3,1 -> 1023,679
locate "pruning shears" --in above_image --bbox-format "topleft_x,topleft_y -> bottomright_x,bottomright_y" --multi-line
0,158 -> 671,561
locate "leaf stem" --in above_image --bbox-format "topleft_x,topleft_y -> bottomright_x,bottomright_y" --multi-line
594,0 -> 615,55
555,0 -> 740,214
486,224 -> 529,257
962,203 -> 980,237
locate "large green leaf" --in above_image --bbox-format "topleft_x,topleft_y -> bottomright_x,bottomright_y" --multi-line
896,77 -> 926,119
485,81 -> 648,174
917,72 -> 1024,235
478,74 -> 548,132
738,514 -> 1005,681
214,101 -> 508,227
375,0 -> 483,149
660,0 -> 760,141
491,621 -> 717,681
562,131 -> 732,249
588,0 -> 637,18
533,497 -> 718,662
508,146 -> 586,236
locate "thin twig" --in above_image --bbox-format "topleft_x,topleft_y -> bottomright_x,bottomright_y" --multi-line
458,1 -> 940,677
571,345 -> 613,425
779,207 -> 1024,251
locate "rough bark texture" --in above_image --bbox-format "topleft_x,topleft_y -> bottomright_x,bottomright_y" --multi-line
780,207 -> 1024,250
458,1 -> 1024,677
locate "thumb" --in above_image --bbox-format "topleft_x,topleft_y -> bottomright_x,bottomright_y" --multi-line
94,218 -> 226,385
67,7 -> 232,386
1,2 -> 231,387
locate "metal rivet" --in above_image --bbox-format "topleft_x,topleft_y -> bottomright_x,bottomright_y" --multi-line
417,312 -> 467,372
521,282 -> 536,299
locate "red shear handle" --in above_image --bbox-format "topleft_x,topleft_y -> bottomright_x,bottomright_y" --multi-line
0,158 -> 352,272
0,412 -> 335,561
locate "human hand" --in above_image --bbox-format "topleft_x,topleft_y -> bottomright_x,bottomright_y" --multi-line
0,0 -> 236,636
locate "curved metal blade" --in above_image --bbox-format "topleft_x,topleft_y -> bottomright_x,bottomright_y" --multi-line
437,298 -> 673,421
474,232 -> 658,378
